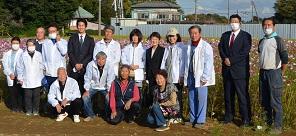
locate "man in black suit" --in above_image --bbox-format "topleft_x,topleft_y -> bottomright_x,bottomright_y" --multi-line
218,14 -> 252,127
68,18 -> 95,95
145,32 -> 165,106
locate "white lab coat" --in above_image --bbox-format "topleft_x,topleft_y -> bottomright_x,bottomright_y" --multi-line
2,49 -> 23,86
42,38 -> 67,77
84,61 -> 115,91
16,51 -> 44,88
160,42 -> 185,84
184,38 -> 215,87
93,39 -> 121,76
121,43 -> 147,81
48,77 -> 81,107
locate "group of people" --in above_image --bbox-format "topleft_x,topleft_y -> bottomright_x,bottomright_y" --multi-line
2,14 -> 287,134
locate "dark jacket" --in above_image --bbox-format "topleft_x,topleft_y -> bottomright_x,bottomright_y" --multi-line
145,45 -> 165,82
114,78 -> 135,109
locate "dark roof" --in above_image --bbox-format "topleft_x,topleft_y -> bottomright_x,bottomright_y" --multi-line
131,1 -> 180,9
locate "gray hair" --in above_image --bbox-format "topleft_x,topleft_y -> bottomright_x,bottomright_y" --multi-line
57,67 -> 67,75
120,64 -> 130,72
188,25 -> 202,33
95,51 -> 107,59
26,39 -> 35,46
104,25 -> 115,34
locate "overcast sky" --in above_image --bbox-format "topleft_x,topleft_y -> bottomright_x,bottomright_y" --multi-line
176,0 -> 276,21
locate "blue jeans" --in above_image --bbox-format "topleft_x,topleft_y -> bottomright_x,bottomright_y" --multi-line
188,72 -> 208,124
83,89 -> 110,118
259,69 -> 283,130
147,104 -> 166,126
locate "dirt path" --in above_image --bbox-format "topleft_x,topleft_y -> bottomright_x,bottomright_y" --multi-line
0,103 -> 295,136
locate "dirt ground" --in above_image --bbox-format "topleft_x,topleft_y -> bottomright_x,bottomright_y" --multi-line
0,103 -> 295,136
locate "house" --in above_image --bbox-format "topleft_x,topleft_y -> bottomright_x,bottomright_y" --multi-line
131,1 -> 181,21
69,6 -> 104,30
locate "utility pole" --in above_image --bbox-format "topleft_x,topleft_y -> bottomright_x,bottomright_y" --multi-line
228,0 -> 230,24
251,0 -> 254,23
98,0 -> 102,36
195,0 -> 198,21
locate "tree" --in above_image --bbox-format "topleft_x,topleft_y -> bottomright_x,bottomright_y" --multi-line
274,0 -> 296,23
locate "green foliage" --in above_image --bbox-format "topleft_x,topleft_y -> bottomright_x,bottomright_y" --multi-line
274,0 -> 296,23
184,13 -> 228,23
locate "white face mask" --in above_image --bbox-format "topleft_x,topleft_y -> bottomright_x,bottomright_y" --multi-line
49,33 -> 57,39
11,44 -> 20,50
263,28 -> 273,35
28,46 -> 36,52
230,23 -> 240,31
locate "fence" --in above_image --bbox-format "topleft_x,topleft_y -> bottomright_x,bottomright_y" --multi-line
114,24 -> 296,39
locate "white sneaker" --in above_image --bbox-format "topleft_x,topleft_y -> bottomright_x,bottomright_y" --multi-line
170,118 -> 182,124
73,115 -> 80,123
56,112 -> 68,122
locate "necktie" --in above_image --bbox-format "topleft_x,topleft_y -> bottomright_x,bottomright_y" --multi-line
229,33 -> 235,49
79,36 -> 83,49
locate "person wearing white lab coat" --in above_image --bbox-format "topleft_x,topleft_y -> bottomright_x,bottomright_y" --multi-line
45,67 -> 82,123
42,24 -> 68,88
16,39 -> 44,115
93,25 -> 121,76
160,28 -> 186,123
2,37 -> 24,112
183,26 -> 215,128
121,29 -> 147,116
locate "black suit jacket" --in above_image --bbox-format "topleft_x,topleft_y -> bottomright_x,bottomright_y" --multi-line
145,45 -> 165,82
68,34 -> 95,74
218,30 -> 252,79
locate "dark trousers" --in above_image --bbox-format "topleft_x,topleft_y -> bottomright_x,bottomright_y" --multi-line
147,79 -> 156,106
223,74 -> 251,124
8,80 -> 23,111
45,76 -> 57,90
174,83 -> 183,118
109,102 -> 140,125
69,71 -> 85,95
24,87 -> 41,113
45,98 -> 82,115
259,69 -> 283,130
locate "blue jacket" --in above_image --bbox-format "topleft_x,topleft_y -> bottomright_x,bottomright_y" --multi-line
114,78 -> 135,109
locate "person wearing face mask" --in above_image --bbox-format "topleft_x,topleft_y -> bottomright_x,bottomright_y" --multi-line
42,24 -> 68,90
183,25 -> 215,129
145,32 -> 165,107
256,18 -> 288,135
218,14 -> 252,127
2,37 -> 24,113
16,39 -> 45,115
160,28 -> 185,124
93,25 -> 121,77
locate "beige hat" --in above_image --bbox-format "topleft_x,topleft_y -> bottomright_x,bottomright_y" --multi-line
167,28 -> 178,36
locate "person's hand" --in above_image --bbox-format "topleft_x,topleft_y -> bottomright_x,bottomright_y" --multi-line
9,73 -> 15,80
56,104 -> 63,113
19,80 -> 23,86
201,81 -> 207,86
105,92 -> 109,99
224,58 -> 231,66
61,98 -> 68,107
111,112 -> 117,119
43,70 -> 46,75
82,91 -> 90,98
75,64 -> 82,71
56,32 -> 60,42
124,100 -> 132,110
179,77 -> 184,85
134,65 -> 139,70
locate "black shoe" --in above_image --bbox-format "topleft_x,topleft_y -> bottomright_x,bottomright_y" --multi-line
220,120 -> 232,125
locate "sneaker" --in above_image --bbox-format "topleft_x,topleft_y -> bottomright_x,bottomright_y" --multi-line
170,118 -> 182,124
193,123 -> 204,129
155,125 -> 170,132
268,128 -> 282,135
56,112 -> 68,122
83,116 -> 94,122
25,112 -> 32,116
73,115 -> 80,123
184,121 -> 193,126
33,111 -> 39,116
126,120 -> 134,124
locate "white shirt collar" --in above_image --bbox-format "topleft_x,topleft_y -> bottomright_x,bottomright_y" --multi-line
231,29 -> 240,36
78,33 -> 86,39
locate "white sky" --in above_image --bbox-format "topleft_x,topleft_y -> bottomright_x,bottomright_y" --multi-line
176,0 -> 276,21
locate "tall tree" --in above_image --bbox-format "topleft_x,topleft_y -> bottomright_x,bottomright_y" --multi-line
274,0 -> 296,23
